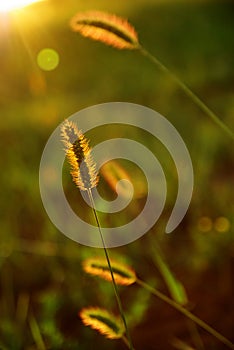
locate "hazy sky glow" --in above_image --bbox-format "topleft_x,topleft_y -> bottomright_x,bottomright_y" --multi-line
0,0 -> 42,12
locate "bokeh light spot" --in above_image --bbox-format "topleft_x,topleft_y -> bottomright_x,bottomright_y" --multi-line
37,48 -> 59,71
214,217 -> 230,233
197,216 -> 212,232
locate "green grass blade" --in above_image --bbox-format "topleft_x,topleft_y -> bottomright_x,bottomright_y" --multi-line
151,246 -> 188,305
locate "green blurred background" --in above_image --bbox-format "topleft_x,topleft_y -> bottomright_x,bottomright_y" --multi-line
0,0 -> 233,349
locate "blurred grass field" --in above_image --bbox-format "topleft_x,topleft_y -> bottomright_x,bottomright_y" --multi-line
0,0 -> 234,349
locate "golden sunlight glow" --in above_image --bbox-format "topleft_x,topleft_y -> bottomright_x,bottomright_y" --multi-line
0,0 -> 42,12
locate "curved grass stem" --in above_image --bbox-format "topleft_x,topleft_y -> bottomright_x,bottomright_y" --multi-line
87,188 -> 133,350
136,278 -> 234,350
138,46 -> 234,141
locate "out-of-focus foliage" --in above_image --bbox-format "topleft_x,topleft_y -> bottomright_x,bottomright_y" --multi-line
0,0 -> 233,349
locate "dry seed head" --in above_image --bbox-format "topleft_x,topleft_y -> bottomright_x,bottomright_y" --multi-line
61,120 -> 98,191
79,307 -> 124,339
83,257 -> 137,286
70,11 -> 139,50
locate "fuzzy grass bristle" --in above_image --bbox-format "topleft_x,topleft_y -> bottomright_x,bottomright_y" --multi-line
61,120 -> 98,191
83,257 -> 137,286
79,307 -> 124,339
70,11 -> 139,50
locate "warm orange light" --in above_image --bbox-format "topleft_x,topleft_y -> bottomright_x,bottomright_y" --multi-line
0,0 -> 43,12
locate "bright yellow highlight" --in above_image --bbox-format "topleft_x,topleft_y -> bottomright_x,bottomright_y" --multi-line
37,48 -> 59,71
0,0 -> 42,12
214,217 -> 230,233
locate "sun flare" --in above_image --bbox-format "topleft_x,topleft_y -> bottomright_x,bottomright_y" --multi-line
0,0 -> 43,12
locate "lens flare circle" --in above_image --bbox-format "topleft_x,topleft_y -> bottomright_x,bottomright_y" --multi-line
39,102 -> 193,248
37,48 -> 59,71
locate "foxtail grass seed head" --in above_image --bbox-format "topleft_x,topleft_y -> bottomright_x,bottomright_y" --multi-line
83,257 -> 137,286
70,11 -> 139,50
61,120 -> 98,191
79,307 -> 124,339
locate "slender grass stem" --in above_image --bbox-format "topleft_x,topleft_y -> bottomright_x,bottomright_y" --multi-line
87,188 -> 133,350
138,46 -> 234,141
136,278 -> 234,349
122,335 -> 136,350
28,312 -> 46,350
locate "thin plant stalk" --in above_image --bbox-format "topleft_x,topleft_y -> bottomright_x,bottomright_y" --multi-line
28,312 -> 46,350
87,188 -> 133,350
138,46 -> 234,141
70,11 -> 233,139
122,335 -> 136,350
136,278 -> 234,350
